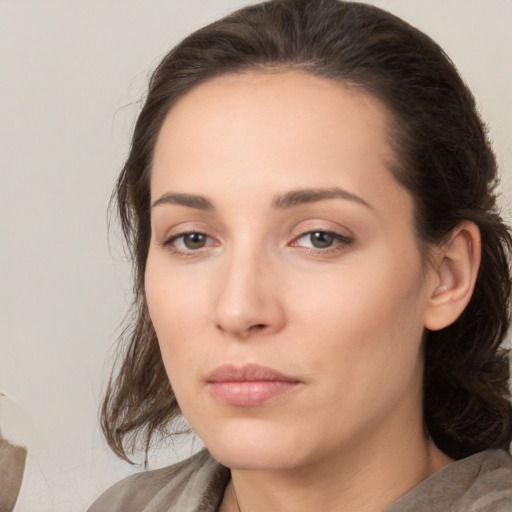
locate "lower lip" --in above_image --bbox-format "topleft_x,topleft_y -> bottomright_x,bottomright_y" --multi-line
207,380 -> 299,407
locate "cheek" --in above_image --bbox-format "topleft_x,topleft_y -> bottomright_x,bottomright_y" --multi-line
144,255 -> 213,382
288,248 -> 428,389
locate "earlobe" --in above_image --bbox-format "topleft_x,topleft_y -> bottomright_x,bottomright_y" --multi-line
424,222 -> 481,331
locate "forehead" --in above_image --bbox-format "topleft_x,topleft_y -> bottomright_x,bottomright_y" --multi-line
151,70 -> 404,209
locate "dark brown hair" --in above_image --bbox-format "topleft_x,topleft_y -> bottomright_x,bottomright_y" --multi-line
102,0 -> 512,463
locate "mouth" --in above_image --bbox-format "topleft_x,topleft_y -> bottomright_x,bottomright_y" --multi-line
205,363 -> 301,407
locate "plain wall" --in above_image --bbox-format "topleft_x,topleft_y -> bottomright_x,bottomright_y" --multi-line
0,1 -> 510,510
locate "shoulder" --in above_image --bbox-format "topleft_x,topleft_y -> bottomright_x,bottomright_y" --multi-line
387,449 -> 512,512
87,449 -> 230,512
458,449 -> 512,512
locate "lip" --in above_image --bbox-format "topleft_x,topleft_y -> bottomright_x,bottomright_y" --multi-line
206,364 -> 301,407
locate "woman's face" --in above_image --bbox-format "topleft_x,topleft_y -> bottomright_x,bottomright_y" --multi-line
145,71 -> 438,471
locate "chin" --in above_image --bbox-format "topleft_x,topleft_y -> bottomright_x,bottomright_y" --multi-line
209,443 -> 301,471
196,418 -> 312,471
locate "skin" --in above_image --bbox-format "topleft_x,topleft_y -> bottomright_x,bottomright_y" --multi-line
145,71 -> 460,512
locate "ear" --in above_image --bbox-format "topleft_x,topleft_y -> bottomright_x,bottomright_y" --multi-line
424,221 -> 481,331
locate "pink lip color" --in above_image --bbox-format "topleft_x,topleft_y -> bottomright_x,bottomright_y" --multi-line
206,364 -> 300,407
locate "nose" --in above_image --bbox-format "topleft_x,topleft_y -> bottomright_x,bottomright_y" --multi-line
213,247 -> 286,338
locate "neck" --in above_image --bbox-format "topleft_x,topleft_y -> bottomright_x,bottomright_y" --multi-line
225,416 -> 452,512
230,440 -> 450,512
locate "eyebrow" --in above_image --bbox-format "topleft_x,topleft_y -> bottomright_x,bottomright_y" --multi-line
271,187 -> 373,210
151,192 -> 214,210
151,187 -> 372,211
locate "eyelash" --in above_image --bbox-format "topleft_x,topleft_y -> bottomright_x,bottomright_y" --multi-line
290,230 -> 353,255
162,229 -> 353,257
163,231 -> 216,257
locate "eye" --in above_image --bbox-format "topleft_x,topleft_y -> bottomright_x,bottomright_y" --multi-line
292,230 -> 352,251
165,232 -> 213,251
301,231 -> 336,249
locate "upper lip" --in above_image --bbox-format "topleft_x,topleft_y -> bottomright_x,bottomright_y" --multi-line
206,363 -> 299,383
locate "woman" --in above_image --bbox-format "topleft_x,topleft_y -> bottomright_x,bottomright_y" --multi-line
89,0 -> 512,510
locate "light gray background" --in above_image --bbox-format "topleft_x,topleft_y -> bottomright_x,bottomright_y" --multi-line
0,1 -> 511,510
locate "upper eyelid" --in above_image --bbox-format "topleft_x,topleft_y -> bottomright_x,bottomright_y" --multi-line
162,227 -> 351,241
296,230 -> 352,240
165,231 -> 214,244
157,221 -> 217,243
291,223 -> 354,239
291,230 -> 353,245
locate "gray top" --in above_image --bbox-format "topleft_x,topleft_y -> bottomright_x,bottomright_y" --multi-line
88,449 -> 512,511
